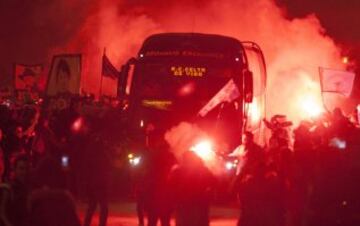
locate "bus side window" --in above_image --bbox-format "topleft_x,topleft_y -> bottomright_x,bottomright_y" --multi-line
244,70 -> 253,103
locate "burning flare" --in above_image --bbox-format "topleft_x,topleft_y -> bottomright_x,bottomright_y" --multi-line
190,140 -> 215,161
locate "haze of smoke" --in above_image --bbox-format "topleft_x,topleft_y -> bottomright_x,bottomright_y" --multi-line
164,122 -> 208,160
69,0 -> 344,123
0,0 -> 94,87
164,121 -> 226,175
64,0 -> 346,166
0,0 -> 345,119
2,0 -> 344,173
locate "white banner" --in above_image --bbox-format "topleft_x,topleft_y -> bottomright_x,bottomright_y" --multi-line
319,67 -> 355,97
198,79 -> 240,117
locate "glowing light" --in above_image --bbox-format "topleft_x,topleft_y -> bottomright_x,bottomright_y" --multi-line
130,157 -> 141,166
71,117 -> 83,132
248,98 -> 261,124
140,54 -> 144,58
342,56 -> 349,64
225,162 -> 234,170
140,120 -> 144,128
128,153 -> 141,166
190,140 -> 215,161
329,137 -> 346,150
171,66 -> 206,77
129,157 -> 141,166
235,57 -> 240,62
61,155 -> 69,167
225,161 -> 237,170
142,100 -> 172,110
178,82 -> 195,96
299,95 -> 323,118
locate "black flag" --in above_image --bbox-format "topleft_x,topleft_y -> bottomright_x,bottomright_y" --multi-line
102,54 -> 119,79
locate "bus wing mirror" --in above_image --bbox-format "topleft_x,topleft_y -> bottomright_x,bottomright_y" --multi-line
244,70 -> 253,103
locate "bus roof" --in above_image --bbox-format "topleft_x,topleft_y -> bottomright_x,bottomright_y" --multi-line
139,33 -> 244,55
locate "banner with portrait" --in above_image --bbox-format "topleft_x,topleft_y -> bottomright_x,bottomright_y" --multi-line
46,54 -> 82,96
14,64 -> 43,90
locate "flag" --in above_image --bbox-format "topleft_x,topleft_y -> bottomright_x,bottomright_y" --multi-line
46,54 -> 81,96
102,54 -> 119,79
14,64 -> 42,90
319,67 -> 356,97
198,79 -> 240,117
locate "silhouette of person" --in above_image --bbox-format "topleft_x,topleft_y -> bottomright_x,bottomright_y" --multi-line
169,151 -> 215,226
142,140 -> 176,226
0,154 -> 31,226
83,133 -> 111,226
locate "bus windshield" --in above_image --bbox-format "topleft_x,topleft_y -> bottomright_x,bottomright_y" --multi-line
127,33 -> 247,150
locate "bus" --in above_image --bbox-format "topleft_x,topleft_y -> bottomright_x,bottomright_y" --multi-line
118,33 -> 266,157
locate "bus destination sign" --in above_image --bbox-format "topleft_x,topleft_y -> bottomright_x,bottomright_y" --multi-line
170,66 -> 206,77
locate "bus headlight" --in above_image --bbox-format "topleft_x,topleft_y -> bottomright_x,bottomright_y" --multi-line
128,153 -> 141,166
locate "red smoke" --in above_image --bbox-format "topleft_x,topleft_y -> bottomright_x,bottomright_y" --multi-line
164,122 -> 225,175
65,0 -> 344,125
47,0 -> 346,174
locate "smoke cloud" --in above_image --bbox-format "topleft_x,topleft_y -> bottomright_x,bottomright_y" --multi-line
164,121 -> 225,175
164,122 -> 208,160
1,0 -> 347,173
67,0 -> 343,123
1,0 -> 345,123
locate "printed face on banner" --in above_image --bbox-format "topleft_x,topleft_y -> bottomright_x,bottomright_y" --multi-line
46,55 -> 81,96
56,59 -> 72,93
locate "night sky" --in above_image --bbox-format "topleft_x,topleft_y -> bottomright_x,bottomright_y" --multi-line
277,0 -> 360,96
277,0 -> 360,44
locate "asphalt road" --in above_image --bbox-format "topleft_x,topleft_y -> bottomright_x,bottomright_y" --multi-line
78,202 -> 239,226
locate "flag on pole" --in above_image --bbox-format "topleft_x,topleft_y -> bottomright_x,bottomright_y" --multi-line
102,54 -> 119,79
319,67 -> 356,97
198,79 -> 240,117
14,64 -> 42,90
46,54 -> 82,96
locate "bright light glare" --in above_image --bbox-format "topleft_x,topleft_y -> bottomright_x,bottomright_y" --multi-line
129,156 -> 141,166
248,98 -> 261,124
300,96 -> 323,118
72,117 -> 83,132
190,140 -> 214,161
178,82 -> 195,96
225,161 -> 237,170
132,157 -> 141,165
329,137 -> 346,150
225,162 -> 233,170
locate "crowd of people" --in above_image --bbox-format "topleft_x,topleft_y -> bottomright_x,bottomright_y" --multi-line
131,107 -> 360,226
233,109 -> 360,226
0,93 -> 360,226
0,95 -> 122,226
